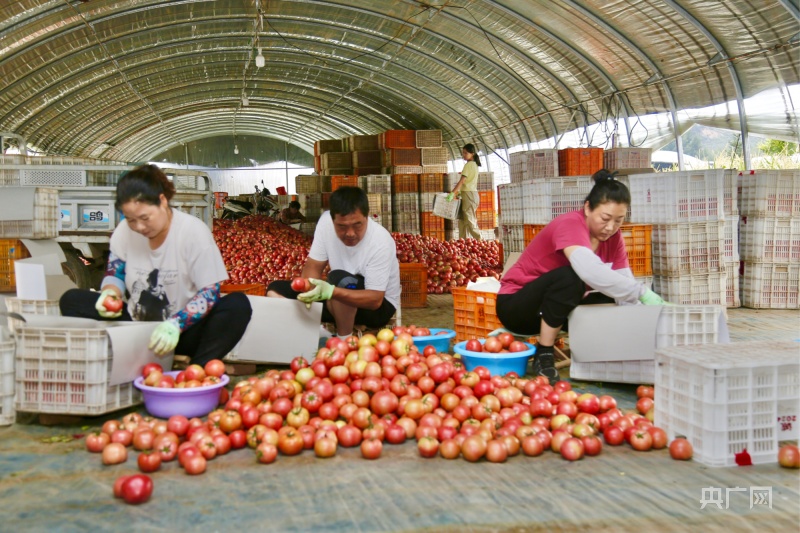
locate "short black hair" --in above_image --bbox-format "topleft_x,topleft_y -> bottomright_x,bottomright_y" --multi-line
115,164 -> 175,211
289,200 -> 301,210
329,186 -> 369,218
585,168 -> 631,210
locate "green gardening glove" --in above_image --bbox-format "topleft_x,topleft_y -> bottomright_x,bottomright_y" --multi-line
639,289 -> 669,306
148,320 -> 180,356
298,278 -> 335,304
95,288 -> 123,319
446,192 -> 455,202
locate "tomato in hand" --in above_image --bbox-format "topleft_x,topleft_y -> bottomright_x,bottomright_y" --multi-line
103,295 -> 124,313
291,277 -> 311,292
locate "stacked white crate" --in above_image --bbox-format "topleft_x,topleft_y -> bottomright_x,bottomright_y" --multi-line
0,328 -> 15,426
508,150 -> 559,183
497,182 -> 524,260
392,193 -> 419,234
358,175 -> 392,231
738,170 -> 800,309
628,170 -> 734,306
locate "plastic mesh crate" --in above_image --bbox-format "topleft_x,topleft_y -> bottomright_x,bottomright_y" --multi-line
366,193 -> 382,215
220,283 -> 266,296
478,191 -> 494,211
741,262 -> 800,309
415,130 -> 443,148
723,261 -> 741,308
3,297 -> 60,335
419,192 -> 437,212
528,149 -> 559,178
654,340 -> 800,467
619,224 -> 653,277
452,287 -> 503,342
313,139 -> 343,156
392,212 -> 420,234
385,149 -> 421,167
0,187 -> 59,239
0,337 -> 15,426
379,130 -> 416,149
331,175 -> 359,191
477,209 -> 495,229
497,183 -> 523,224
388,165 -> 423,175
15,327 -> 142,415
1,239 -> 31,292
722,216 -> 739,263
654,272 -> 727,305
655,305 -> 726,347
391,193 -> 419,214
723,169 -> 738,216
738,170 -> 800,217
391,174 -> 419,193
351,151 -> 381,168
628,170 -> 725,223
570,359 -> 654,384
400,263 -> 427,308
320,152 -> 352,170
740,216 -> 800,263
348,135 -> 379,151
432,193 -> 459,220
522,224 -> 544,247
501,224 -> 525,254
509,151 -> 529,183
522,177 -> 592,224
422,164 -> 448,174
603,148 -> 652,170
300,222 -> 317,236
477,172 -> 494,191
558,148 -> 603,176
421,147 -> 448,166
295,175 -> 321,194
419,173 -> 444,193
421,213 -> 445,238
358,174 -> 391,194
651,222 -> 724,275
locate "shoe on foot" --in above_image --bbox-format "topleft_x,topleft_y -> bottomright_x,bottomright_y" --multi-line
530,352 -> 558,385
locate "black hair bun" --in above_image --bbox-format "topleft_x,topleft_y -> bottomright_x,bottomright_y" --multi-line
591,168 -> 619,182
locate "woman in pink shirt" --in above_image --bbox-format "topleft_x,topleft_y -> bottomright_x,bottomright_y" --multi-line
497,169 -> 667,383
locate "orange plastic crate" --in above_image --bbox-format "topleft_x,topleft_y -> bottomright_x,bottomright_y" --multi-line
523,224 -> 546,247
391,174 -> 419,193
1,239 -> 30,292
478,190 -> 494,211
451,286 -> 503,342
558,148 -> 604,176
220,283 -> 266,296
400,263 -> 427,308
419,173 -> 445,192
421,212 -> 445,233
422,229 -> 446,241
477,208 -> 495,229
331,175 -> 359,191
380,130 -> 417,149
620,223 -> 653,276
213,192 -> 229,209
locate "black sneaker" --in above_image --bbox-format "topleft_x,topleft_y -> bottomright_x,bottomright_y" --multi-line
531,352 -> 559,385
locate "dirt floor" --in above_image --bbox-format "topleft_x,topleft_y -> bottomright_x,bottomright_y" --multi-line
0,295 -> 798,532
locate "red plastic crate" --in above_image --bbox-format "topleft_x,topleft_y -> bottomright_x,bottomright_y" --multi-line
400,263 -> 427,308
558,148 -> 604,176
331,175 -> 359,191
451,287 -> 503,342
477,208 -> 495,229
478,190 -> 494,211
419,173 -> 445,192
391,174 -> 419,193
380,130 -> 417,149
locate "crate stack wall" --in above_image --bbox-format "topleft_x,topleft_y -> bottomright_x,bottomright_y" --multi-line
392,192 -> 420,234
738,170 -> 800,309
628,170 -> 735,306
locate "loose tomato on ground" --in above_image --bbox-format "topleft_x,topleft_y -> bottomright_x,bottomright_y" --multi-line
119,474 -> 153,505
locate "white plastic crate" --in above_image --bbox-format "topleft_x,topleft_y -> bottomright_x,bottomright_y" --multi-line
392,212 -> 420,234
509,152 -> 528,183
723,169 -> 738,216
366,193 -> 382,215
635,275 -> 653,290
500,224 -> 525,254
14,327 -> 141,415
299,222 -> 316,236
421,147 -> 447,166
741,262 -> 800,309
0,187 -> 59,239
654,340 -> 800,467
628,170 -> 725,223
603,148 -> 652,170
358,174 -> 391,194
295,175 -> 321,194
522,177 -> 592,224
391,193 -> 419,214
419,192 -> 437,212
527,149 -> 559,178
477,172 -> 494,191
432,193 -> 459,221
3,297 -> 61,335
723,262 -> 741,308
570,359 -> 654,384
651,222 -> 724,275
0,337 -> 15,426
722,216 -> 739,263
479,229 -> 496,241
654,272 -> 727,305
497,183 -> 523,224
445,172 -> 460,191
740,216 -> 800,263
655,305 -> 726,347
380,193 -> 392,215
738,169 -> 800,218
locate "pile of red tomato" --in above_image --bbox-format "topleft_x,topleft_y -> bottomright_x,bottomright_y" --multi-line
211,215 -> 502,293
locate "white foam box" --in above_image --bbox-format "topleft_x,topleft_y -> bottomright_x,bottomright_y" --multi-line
567,304 -> 729,384
654,340 -> 800,467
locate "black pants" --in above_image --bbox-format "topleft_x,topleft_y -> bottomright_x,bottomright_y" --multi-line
496,265 -> 613,336
268,270 -> 396,329
59,288 -> 253,366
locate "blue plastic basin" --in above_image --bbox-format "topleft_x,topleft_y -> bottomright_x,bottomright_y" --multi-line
411,328 -> 456,353
453,339 -> 535,376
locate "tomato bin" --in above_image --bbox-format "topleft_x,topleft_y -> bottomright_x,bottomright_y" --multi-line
454,339 -> 535,376
134,371 -> 230,418
411,328 -> 456,353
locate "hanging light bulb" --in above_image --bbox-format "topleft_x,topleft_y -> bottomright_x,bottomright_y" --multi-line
234,145 -> 239,155
255,47 -> 265,68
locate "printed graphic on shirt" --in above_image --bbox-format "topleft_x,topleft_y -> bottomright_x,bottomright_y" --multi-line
132,268 -> 175,321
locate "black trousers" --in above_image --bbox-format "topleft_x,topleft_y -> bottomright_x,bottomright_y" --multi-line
496,265 -> 613,336
268,269 -> 396,329
59,288 -> 253,366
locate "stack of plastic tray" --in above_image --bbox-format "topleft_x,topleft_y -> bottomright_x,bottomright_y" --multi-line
509,151 -> 528,183
570,305 -> 726,384
497,183 -> 523,225
383,148 -> 421,167
366,194 -> 382,215
651,222 -> 724,275
347,135 -> 379,152
15,327 -> 141,416
477,209 -> 495,229
654,340 -> 799,467
297,193 -> 322,221
739,170 -> 800,309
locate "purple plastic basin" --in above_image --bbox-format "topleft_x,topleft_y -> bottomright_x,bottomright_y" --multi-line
134,370 -> 229,419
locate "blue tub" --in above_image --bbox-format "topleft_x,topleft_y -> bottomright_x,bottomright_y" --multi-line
411,328 -> 456,353
453,339 -> 536,376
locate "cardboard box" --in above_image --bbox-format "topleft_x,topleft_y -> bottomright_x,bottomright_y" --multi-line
13,239 -> 74,300
225,295 -> 323,364
568,304 -> 729,363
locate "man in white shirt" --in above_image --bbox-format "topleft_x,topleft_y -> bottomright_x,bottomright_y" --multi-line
267,187 -> 401,338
